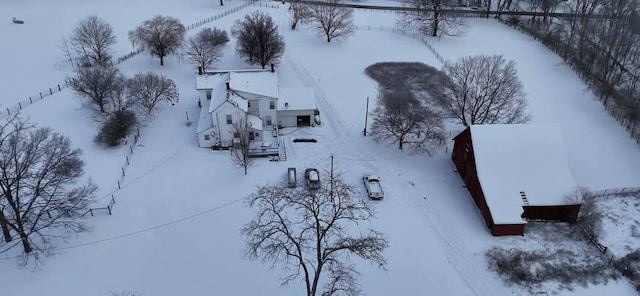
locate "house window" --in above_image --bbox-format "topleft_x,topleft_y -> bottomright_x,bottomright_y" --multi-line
226,115 -> 232,124
206,90 -> 212,100
255,132 -> 260,138
204,135 -> 210,140
233,132 -> 240,138
270,101 -> 275,110
248,101 -> 251,108
266,116 -> 272,126
249,133 -> 255,141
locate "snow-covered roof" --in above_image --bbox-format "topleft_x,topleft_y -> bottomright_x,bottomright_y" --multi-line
228,92 -> 248,112
196,105 -> 213,133
196,72 -> 228,90
206,74 -> 231,113
229,71 -> 279,99
469,124 -> 578,225
247,114 -> 263,131
278,87 -> 317,111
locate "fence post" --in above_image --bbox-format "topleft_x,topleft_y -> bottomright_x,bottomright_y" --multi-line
6,108 -> 9,116
18,102 -> 22,110
130,145 -> 134,154
58,84 -> 61,91
117,180 -> 121,189
126,155 -> 129,165
29,97 -> 32,104
89,209 -> 94,216
49,88 -> 53,95
122,167 -> 125,177
40,92 -> 43,99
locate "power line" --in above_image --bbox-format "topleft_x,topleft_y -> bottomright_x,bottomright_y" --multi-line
0,196 -> 245,261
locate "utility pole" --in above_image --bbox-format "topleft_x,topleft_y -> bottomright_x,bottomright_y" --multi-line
330,154 -> 334,196
363,97 -> 369,137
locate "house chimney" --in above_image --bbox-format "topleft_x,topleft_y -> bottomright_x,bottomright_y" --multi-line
198,66 -> 203,75
270,63 -> 275,73
225,81 -> 230,90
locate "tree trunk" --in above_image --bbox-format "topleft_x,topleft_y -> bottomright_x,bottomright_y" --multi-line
0,211 -> 11,243
432,10 -> 439,37
220,0 -> 223,6
160,55 -> 164,66
327,35 -> 331,42
19,231 -> 32,254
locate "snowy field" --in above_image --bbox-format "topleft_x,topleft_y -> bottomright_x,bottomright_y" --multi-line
2,0 -> 640,295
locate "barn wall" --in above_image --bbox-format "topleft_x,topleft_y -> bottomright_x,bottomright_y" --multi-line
452,128 -> 495,231
522,204 -> 581,223
491,224 -> 525,236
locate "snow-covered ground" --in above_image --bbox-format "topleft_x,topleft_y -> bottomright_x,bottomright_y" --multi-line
598,193 -> 640,256
1,1 -> 640,295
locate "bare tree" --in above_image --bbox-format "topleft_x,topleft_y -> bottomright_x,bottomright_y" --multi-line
127,72 -> 179,115
230,118 -> 254,175
398,0 -> 468,37
308,0 -> 355,42
69,65 -> 122,114
231,11 -> 286,69
371,90 -> 445,154
184,28 -> 225,72
62,15 -> 116,67
0,116 -> 96,262
129,15 -> 186,66
105,74 -> 135,116
290,2 -> 312,30
242,175 -> 388,296
564,187 -> 601,240
442,54 -> 531,126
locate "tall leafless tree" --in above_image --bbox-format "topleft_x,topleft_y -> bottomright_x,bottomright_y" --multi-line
242,175 -> 388,296
127,73 -> 179,116
184,28 -> 225,72
442,54 -> 531,126
230,118 -> 254,175
232,11 -> 285,69
0,116 -> 96,263
398,0 -> 468,37
129,15 -> 186,66
308,0 -> 355,42
69,65 -> 122,114
62,15 -> 117,67
371,90 -> 445,154
289,2 -> 312,30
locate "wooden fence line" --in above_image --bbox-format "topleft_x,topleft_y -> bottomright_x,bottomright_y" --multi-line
353,25 -> 447,65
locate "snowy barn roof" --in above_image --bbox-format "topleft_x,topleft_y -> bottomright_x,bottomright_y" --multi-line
229,71 -> 279,99
469,124 -> 578,225
278,87 -> 317,111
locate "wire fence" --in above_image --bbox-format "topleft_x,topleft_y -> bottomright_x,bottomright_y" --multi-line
591,187 -> 640,198
353,25 -> 447,65
185,0 -> 258,31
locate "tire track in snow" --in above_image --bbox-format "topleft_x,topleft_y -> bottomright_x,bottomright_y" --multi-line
413,196 -> 498,296
284,53 -> 346,138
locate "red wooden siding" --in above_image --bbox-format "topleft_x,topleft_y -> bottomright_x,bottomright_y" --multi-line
452,127 -> 580,237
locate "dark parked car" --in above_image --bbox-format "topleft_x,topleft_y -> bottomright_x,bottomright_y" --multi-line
305,168 -> 320,189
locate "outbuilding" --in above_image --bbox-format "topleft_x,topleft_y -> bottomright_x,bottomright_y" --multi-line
277,87 -> 317,128
451,124 -> 581,236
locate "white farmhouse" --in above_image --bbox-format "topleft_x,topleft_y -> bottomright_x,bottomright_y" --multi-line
195,67 -> 318,149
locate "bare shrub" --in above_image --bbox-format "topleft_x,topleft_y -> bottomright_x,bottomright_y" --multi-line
95,110 -> 138,147
565,187 -> 603,240
486,246 -> 621,290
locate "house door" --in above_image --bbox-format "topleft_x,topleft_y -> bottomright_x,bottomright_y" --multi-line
296,115 -> 311,127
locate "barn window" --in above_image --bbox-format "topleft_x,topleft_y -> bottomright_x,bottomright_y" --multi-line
226,115 -> 232,124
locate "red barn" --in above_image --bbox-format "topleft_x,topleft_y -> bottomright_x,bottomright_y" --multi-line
451,124 -> 581,236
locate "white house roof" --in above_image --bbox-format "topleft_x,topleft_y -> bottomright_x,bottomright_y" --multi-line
196,106 -> 213,133
247,114 -> 263,131
196,72 -> 229,90
278,87 -> 317,111
207,74 -> 231,113
469,124 -> 578,225
229,71 -> 279,99
228,92 -> 248,112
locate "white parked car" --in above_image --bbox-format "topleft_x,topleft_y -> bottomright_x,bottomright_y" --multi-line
363,175 -> 384,199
